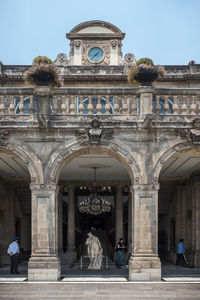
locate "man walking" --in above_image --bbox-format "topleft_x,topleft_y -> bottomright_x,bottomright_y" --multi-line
176,238 -> 187,266
7,237 -> 20,274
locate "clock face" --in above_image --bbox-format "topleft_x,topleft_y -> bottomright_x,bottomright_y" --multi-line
88,47 -> 103,63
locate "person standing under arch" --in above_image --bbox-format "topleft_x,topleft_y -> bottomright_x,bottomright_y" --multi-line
116,238 -> 125,268
7,237 -> 20,274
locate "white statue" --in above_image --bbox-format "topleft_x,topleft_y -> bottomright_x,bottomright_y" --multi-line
85,232 -> 103,269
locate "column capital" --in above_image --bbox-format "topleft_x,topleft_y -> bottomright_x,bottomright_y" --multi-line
130,184 -> 160,194
30,183 -> 58,192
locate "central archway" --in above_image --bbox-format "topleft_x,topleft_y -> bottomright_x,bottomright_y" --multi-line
52,145 -> 135,275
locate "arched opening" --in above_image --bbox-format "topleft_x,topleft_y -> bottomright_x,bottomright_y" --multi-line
158,148 -> 200,268
0,147 -> 31,274
57,149 -> 132,273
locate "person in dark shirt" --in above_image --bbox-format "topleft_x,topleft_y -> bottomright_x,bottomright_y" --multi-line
116,238 -> 125,268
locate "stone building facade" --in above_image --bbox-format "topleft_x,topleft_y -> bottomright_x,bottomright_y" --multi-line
0,20 -> 200,281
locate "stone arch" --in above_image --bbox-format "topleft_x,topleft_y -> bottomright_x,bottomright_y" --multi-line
1,143 -> 43,184
153,140 -> 195,182
46,141 -> 146,185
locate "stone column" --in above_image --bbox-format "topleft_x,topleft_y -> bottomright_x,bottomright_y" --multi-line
115,185 -> 123,244
65,184 -> 76,263
28,184 -> 61,281
191,175 -> 200,267
139,86 -> 155,115
58,187 -> 63,255
128,191 -> 132,244
129,184 -> 161,281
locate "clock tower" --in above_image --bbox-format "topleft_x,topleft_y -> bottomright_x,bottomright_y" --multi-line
66,20 -> 126,66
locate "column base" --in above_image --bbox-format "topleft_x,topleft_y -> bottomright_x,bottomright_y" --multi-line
28,256 -> 61,281
128,255 -> 161,281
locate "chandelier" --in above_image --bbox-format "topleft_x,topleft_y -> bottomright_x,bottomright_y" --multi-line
79,167 -> 111,215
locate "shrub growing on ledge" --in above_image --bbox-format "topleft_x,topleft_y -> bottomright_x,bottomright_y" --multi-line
128,57 -> 166,86
24,56 -> 62,87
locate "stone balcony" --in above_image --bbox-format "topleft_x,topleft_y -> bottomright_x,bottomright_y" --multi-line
0,86 -> 200,130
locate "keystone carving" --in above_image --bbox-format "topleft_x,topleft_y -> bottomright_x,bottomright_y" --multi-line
77,116 -> 113,145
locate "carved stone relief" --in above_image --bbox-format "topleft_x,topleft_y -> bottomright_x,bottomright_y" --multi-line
54,53 -> 68,66
74,40 -> 81,48
76,116 -> 113,145
111,40 -> 118,49
123,53 -> 136,65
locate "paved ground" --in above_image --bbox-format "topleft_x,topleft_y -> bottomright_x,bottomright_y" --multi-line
0,264 -> 200,299
0,282 -> 200,300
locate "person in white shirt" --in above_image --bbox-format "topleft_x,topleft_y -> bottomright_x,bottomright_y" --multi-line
7,237 -> 20,274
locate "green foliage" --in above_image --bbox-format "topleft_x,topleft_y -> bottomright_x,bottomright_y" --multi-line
33,56 -> 53,65
136,58 -> 154,66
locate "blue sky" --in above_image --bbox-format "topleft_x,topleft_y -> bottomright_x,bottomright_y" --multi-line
0,0 -> 199,65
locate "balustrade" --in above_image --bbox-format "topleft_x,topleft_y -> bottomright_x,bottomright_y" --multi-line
0,87 -> 199,117
153,93 -> 200,115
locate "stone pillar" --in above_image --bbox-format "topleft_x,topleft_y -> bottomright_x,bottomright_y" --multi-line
65,184 -> 76,263
128,191 -> 132,244
28,184 -> 61,281
191,175 -> 200,267
115,185 -> 123,244
139,86 -> 154,115
58,187 -> 63,255
176,185 -> 186,243
129,184 -> 161,281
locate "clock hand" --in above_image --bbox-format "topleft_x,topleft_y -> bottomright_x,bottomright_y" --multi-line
91,52 -> 98,60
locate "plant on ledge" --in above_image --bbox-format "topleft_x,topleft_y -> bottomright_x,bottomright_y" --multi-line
24,56 -> 62,87
128,57 -> 166,86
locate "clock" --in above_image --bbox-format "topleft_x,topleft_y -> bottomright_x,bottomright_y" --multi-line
88,47 -> 104,63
